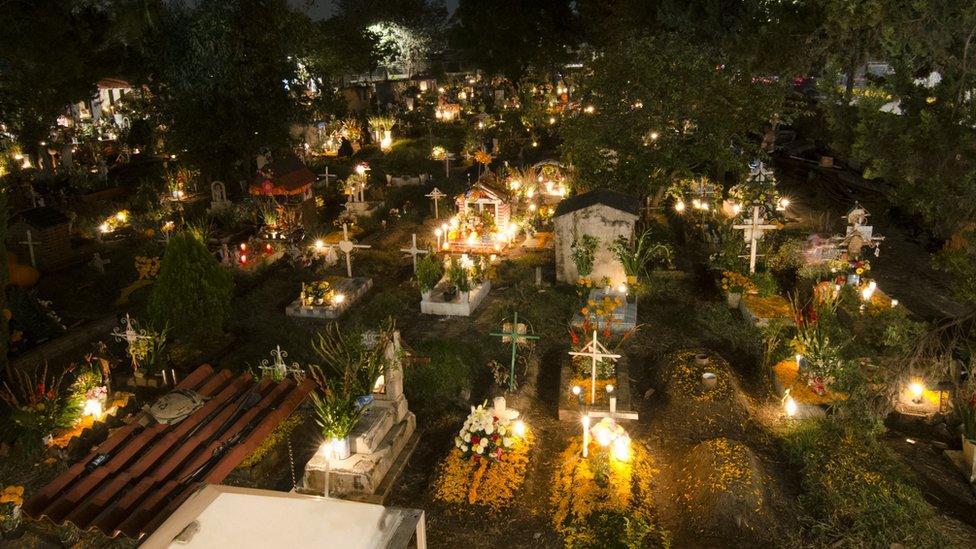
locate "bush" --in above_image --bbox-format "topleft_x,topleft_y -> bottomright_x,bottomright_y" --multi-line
404,340 -> 475,414
783,420 -> 948,548
750,271 -> 778,297
148,231 -> 234,340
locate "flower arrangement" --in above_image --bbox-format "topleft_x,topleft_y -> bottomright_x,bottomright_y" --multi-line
550,437 -> 667,548
99,210 -> 131,234
580,295 -> 623,336
473,149 -> 493,166
791,304 -> 846,397
430,146 -> 447,161
575,276 -> 594,299
453,400 -> 521,461
721,271 -> 754,294
849,258 -> 871,276
1,485 -> 24,534
135,256 -> 161,280
301,281 -> 336,306
571,234 -> 599,277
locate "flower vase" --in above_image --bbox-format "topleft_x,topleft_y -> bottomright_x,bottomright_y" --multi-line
330,437 -> 351,460
604,285 -> 611,295
421,290 -> 432,301
726,292 -> 742,309
847,273 -> 860,285
963,436 -> 976,482
460,290 -> 470,304
314,297 -> 324,306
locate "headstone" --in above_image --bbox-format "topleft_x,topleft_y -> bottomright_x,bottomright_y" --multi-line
210,181 -> 229,209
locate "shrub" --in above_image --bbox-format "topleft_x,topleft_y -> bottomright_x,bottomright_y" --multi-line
416,254 -> 443,292
783,420 -> 947,548
404,340 -> 475,414
148,231 -> 234,340
750,271 -> 778,297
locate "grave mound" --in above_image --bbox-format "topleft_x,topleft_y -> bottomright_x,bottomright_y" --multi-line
674,438 -> 772,544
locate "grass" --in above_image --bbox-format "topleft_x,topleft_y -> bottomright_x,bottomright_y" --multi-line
781,419 -> 949,548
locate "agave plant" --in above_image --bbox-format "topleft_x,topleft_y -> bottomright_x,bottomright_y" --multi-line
367,115 -> 397,134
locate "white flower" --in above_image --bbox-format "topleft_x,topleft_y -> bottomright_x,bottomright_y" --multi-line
476,445 -> 484,454
463,433 -> 471,443
485,424 -> 495,435
461,444 -> 469,452
503,437 -> 512,447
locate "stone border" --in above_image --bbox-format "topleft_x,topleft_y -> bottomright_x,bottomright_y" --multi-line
420,278 -> 491,317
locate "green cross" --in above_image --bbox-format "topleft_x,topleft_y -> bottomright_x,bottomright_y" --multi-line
490,312 -> 539,391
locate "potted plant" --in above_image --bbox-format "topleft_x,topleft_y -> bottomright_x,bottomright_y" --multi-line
571,234 -> 599,279
956,373 -> 976,482
448,257 -> 471,303
416,255 -> 443,301
720,271 -> 753,308
310,388 -> 365,460
609,229 -> 674,285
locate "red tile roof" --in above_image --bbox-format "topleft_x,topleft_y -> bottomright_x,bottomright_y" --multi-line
23,365 -> 314,539
249,155 -> 316,196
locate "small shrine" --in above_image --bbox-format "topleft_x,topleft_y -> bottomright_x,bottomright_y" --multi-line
553,189 -> 638,285
9,206 -> 74,270
302,329 -> 418,502
249,153 -> 318,241
443,180 -> 515,252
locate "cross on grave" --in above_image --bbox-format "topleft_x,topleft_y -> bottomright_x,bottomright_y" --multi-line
259,345 -> 303,381
733,205 -> 779,274
337,223 -> 371,277
400,233 -> 429,272
19,230 -> 38,267
490,312 -> 539,391
569,330 -> 621,405
89,253 -> 111,274
426,187 -> 447,219
111,313 -> 154,370
842,202 -> 885,258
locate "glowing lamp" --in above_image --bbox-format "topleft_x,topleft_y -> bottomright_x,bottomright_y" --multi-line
240,243 -> 247,251
333,293 -> 346,305
675,200 -> 686,213
648,131 -> 659,140
784,395 -> 797,418
612,436 -> 631,462
891,299 -> 899,307
529,203 -> 537,212
617,283 -> 627,294
571,385 -> 581,396
731,203 -> 742,215
240,254 -> 247,264
83,398 -> 103,418
584,105 -> 595,114
314,239 -> 325,250
115,211 -> 128,223
99,223 -> 110,234
513,420 -> 526,438
531,141 -> 538,147
606,384 -> 614,394
434,228 -> 442,237
549,116 -> 556,125
909,381 -> 925,403
594,424 -> 614,447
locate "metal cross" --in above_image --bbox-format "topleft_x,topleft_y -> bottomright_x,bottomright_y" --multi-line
399,233 -> 429,272
426,187 -> 446,219
490,312 -> 538,391
111,313 -> 153,369
569,330 -> 621,405
732,205 -> 779,274
337,223 -> 371,277
259,345 -> 303,381
19,230 -> 37,267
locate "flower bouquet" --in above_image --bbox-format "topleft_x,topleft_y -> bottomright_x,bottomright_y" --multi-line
454,399 -> 521,462
301,281 -> 335,306
721,271 -> 753,308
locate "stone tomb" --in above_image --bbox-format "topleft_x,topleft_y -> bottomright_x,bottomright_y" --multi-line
553,189 -> 638,284
420,277 -> 491,317
302,331 -> 418,502
557,332 -> 638,422
285,276 -> 372,320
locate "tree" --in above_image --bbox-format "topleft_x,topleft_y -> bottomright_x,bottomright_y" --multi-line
148,231 -> 234,341
0,189 -> 8,372
560,33 -> 788,197
0,0 -> 112,160
451,0 -> 577,82
149,0 -> 309,181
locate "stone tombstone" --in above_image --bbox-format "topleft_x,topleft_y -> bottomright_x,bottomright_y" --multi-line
211,181 -> 229,208
553,189 -> 639,284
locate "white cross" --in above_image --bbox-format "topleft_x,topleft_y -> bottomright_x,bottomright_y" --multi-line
338,223 -> 371,277
569,330 -> 621,405
732,205 -> 779,274
259,345 -> 303,380
90,252 -> 111,274
426,187 -> 446,219
399,233 -> 429,272
20,230 -> 37,267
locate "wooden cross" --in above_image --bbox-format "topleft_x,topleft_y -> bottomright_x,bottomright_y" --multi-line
20,230 -> 37,267
569,330 -> 621,405
399,233 -> 429,272
426,187 -> 446,219
732,205 -> 778,274
490,312 -> 538,391
337,223 -> 371,277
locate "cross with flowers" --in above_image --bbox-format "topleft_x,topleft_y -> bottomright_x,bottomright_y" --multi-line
490,312 -> 538,391
733,205 -> 779,274
569,330 -> 621,405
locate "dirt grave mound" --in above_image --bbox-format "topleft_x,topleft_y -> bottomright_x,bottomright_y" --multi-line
673,437 -> 774,545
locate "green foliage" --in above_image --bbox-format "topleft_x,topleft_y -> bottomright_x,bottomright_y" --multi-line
403,340 -> 475,415
7,287 -> 66,351
934,243 -> 976,306
749,271 -> 778,297
783,420 -> 947,548
416,254 -> 443,292
447,257 -> 471,293
239,412 -> 304,469
310,389 -> 364,440
608,228 -> 673,278
581,510 -> 662,549
148,231 -> 234,341
767,238 -> 804,275
571,234 -> 599,277
560,32 -> 788,195
0,363 -> 81,446
310,322 -> 386,398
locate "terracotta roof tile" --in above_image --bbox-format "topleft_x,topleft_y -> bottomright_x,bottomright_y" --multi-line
23,365 -> 314,539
